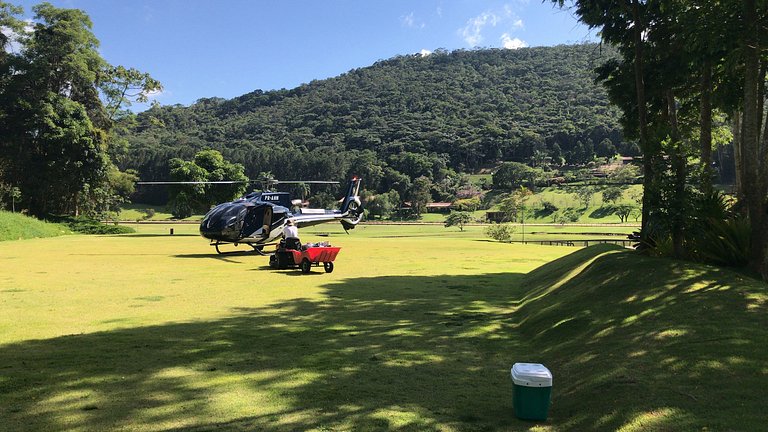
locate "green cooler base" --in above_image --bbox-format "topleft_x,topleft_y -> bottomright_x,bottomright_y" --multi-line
513,383 -> 551,421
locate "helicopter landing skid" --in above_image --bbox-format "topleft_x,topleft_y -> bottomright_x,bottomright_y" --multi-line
212,241 -> 276,255
252,244 -> 276,256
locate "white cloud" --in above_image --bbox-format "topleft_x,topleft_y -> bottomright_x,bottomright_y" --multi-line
401,12 -> 415,27
459,11 -> 501,46
501,33 -> 528,49
144,88 -> 164,100
401,12 -> 425,29
459,4 -> 526,47
419,49 -> 432,57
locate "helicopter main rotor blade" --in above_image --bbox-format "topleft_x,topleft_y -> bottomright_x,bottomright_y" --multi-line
136,181 -> 250,185
274,180 -> 340,184
137,180 -> 341,185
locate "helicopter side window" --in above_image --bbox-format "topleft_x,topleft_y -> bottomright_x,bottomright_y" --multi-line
241,207 -> 258,234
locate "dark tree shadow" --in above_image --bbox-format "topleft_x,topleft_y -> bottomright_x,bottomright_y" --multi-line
115,234 -> 202,238
588,205 -> 616,219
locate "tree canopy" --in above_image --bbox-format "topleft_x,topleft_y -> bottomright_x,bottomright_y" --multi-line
0,1 -> 161,217
551,0 -> 768,279
167,149 -> 248,218
118,44 -> 629,202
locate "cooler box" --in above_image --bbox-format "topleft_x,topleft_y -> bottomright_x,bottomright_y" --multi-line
511,362 -> 552,421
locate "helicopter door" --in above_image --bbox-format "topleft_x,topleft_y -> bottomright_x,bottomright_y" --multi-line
262,206 -> 273,238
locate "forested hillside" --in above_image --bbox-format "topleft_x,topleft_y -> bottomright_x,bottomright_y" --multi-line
122,44 -> 631,199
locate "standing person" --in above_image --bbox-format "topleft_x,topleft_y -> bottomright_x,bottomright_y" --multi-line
282,219 -> 301,250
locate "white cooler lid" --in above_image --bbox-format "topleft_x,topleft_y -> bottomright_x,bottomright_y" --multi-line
511,362 -> 552,387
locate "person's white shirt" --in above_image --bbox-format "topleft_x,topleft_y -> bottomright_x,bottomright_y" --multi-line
283,224 -> 299,238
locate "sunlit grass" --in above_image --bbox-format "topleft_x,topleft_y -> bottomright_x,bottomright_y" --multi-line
0,225 -> 765,431
0,210 -> 71,241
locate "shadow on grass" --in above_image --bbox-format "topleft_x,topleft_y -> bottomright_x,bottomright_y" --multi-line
1,246 -> 766,431
116,233 -> 202,238
588,205 -> 616,219
174,252 -> 257,259
514,245 -> 768,430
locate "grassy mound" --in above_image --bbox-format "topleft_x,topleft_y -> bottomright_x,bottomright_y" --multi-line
517,245 -> 767,430
0,211 -> 71,241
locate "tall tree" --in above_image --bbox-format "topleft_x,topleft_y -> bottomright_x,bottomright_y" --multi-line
409,176 -> 432,216
168,149 -> 248,218
555,0 -> 768,279
0,1 -> 160,217
739,0 -> 768,279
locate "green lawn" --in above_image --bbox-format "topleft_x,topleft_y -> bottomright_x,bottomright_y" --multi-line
1,224 -> 765,431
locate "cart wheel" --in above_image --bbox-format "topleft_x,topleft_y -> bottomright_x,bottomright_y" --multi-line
269,254 -> 278,269
301,258 -> 312,274
324,262 -> 334,273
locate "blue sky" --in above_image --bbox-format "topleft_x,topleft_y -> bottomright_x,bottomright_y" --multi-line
13,0 -> 596,110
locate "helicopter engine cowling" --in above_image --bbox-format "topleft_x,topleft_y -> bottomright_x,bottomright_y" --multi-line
200,201 -> 248,242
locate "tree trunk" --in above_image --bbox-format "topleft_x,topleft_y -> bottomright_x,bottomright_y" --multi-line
732,110 -> 743,199
667,90 -> 685,258
761,59 -> 768,159
741,0 -> 768,280
631,0 -> 654,241
758,59 -> 766,139
699,60 -> 713,194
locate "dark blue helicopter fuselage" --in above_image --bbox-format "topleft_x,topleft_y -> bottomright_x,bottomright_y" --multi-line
199,178 -> 363,246
199,192 -> 291,243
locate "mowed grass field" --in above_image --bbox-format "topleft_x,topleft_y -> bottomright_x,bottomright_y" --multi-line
1,223 -> 766,431
1,224 -> 570,431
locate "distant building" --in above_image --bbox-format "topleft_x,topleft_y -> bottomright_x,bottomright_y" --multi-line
486,211 -> 510,223
426,202 -> 453,213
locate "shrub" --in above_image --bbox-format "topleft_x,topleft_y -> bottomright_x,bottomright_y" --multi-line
142,208 -> 156,220
49,216 -> 136,235
694,217 -> 751,267
484,223 -> 515,242
552,208 -> 581,224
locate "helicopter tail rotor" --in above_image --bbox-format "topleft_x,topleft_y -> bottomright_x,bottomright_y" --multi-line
339,177 -> 363,230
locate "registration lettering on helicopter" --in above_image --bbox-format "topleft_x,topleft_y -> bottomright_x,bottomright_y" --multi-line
262,194 -> 281,201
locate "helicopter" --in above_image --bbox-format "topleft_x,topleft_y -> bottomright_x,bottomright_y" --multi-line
138,177 -> 364,254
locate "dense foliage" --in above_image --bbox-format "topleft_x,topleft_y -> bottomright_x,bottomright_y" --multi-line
551,0 -> 768,279
120,44 -> 631,202
46,215 -> 136,235
167,149 -> 248,218
0,1 -> 160,218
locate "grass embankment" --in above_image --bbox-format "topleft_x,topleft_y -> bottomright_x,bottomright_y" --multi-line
517,245 -> 767,430
0,227 -> 765,431
0,211 -> 71,241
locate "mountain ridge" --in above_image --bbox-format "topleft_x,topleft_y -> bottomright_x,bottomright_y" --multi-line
121,43 -> 631,199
